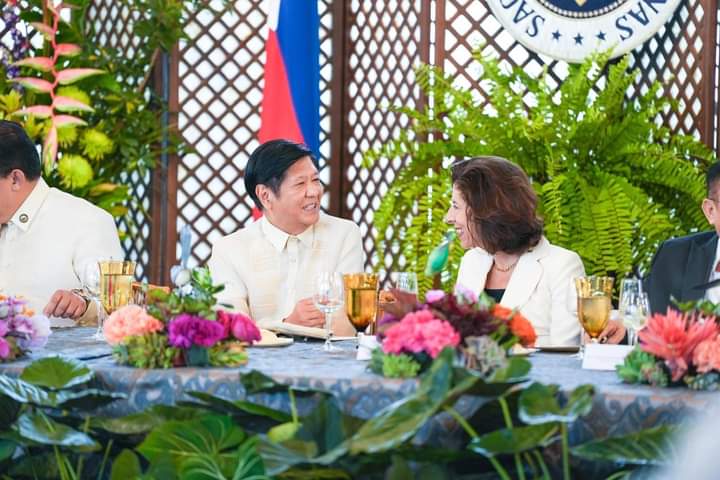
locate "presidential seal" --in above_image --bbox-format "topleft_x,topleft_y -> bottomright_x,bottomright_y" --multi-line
487,0 -> 682,62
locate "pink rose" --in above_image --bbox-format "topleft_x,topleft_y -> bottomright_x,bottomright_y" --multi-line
216,311 -> 261,343
103,305 -> 164,345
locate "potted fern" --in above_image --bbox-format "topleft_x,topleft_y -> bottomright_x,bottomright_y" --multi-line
366,51 -> 714,293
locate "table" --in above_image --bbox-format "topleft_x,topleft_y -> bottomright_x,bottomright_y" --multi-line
0,328 -> 714,449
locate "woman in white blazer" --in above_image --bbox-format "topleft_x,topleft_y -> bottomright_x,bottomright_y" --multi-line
447,157 -> 584,346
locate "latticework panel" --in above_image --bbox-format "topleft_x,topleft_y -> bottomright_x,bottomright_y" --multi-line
343,1 -> 427,275
177,0 -> 333,268
441,0 -> 714,141
86,0 -> 152,280
627,0 -> 711,138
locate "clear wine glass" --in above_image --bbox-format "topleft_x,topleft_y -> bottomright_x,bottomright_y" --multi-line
620,286 -> 649,346
313,272 -> 344,352
82,261 -> 106,340
390,271 -> 418,296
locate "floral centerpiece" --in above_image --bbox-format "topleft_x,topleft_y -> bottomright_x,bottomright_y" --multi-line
370,286 -> 537,378
617,304 -> 720,390
104,268 -> 260,368
0,295 -> 51,361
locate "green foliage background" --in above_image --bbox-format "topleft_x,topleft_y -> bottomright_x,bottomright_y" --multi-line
0,0 -> 202,232
367,50 -> 715,293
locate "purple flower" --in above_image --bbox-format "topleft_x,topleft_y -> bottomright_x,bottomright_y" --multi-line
0,320 -> 8,337
454,284 -> 478,305
168,314 -> 225,348
425,290 -> 446,303
0,338 -> 9,359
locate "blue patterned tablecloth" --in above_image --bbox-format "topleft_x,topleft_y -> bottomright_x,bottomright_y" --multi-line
1,328 -> 715,448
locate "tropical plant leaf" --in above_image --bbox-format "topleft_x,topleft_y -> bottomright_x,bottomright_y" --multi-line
11,77 -> 53,93
13,56 -> 54,72
518,383 -> 595,424
20,356 -> 93,390
55,43 -> 82,57
56,67 -> 105,85
468,423 -> 559,456
570,425 -> 678,466
137,413 -> 254,477
111,449 -> 143,480
13,412 -> 99,452
53,95 -> 94,112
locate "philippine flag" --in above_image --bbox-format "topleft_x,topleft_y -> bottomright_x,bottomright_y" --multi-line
259,0 -> 320,157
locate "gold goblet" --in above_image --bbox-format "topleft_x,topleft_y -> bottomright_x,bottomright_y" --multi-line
343,273 -> 379,335
98,260 -> 136,315
575,276 -> 614,344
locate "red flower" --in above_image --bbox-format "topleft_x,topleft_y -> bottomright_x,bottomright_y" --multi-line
508,312 -> 537,347
491,304 -> 514,321
639,309 -> 718,381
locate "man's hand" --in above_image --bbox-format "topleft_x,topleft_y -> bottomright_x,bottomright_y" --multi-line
584,319 -> 626,344
43,290 -> 88,319
379,288 -> 418,319
284,298 -> 324,327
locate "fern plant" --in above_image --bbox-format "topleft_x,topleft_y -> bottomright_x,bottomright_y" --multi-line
366,50 -> 714,293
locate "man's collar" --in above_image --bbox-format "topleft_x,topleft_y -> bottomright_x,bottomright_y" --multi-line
260,216 -> 315,252
10,178 -> 49,232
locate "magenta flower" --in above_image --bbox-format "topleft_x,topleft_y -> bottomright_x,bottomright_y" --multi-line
168,314 -> 225,348
217,310 -> 261,343
0,338 -> 9,359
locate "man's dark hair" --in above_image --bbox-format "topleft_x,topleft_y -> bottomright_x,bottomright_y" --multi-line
707,161 -> 720,198
0,120 -> 41,180
244,139 -> 316,209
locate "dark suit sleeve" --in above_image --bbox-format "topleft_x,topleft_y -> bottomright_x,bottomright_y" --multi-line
646,241 -> 673,315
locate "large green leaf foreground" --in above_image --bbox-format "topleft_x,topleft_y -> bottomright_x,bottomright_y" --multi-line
366,50 -> 714,291
0,352 -> 683,478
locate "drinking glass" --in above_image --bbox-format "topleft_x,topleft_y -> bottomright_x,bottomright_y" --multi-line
619,279 -> 649,346
97,260 -> 136,340
575,276 -> 614,354
343,273 -> 379,336
390,271 -> 418,295
313,272 -> 345,352
82,261 -> 105,340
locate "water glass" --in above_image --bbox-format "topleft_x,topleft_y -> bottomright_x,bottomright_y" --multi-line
390,271 -> 418,295
619,278 -> 649,346
313,272 -> 344,352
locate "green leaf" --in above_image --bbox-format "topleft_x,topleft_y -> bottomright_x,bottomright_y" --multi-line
0,375 -> 51,405
267,422 -> 300,443
570,425 -> 678,466
20,356 -> 93,390
55,388 -> 126,410
468,423 -> 559,456
92,405 -> 204,435
111,449 -> 143,480
137,414 -> 248,477
0,439 -> 17,462
240,370 -> 328,397
518,383 -> 595,424
13,412 -> 99,452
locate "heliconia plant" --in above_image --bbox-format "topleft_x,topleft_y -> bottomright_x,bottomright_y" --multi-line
9,0 -> 103,169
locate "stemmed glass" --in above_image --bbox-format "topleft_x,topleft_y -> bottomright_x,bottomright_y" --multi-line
343,273 -> 379,336
390,271 -> 418,296
313,272 -> 345,352
619,278 -> 649,346
82,261 -> 106,340
575,276 -> 614,356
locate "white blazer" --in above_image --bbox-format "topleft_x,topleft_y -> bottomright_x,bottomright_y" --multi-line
456,236 -> 584,346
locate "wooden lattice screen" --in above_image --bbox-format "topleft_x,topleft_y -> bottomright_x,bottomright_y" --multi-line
67,0 -> 720,282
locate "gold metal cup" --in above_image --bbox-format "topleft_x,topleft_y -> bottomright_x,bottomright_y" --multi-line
342,273 -> 379,334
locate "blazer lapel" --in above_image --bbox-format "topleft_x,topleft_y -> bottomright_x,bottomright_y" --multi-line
682,234 -> 718,301
501,241 -> 545,309
466,251 -> 493,294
